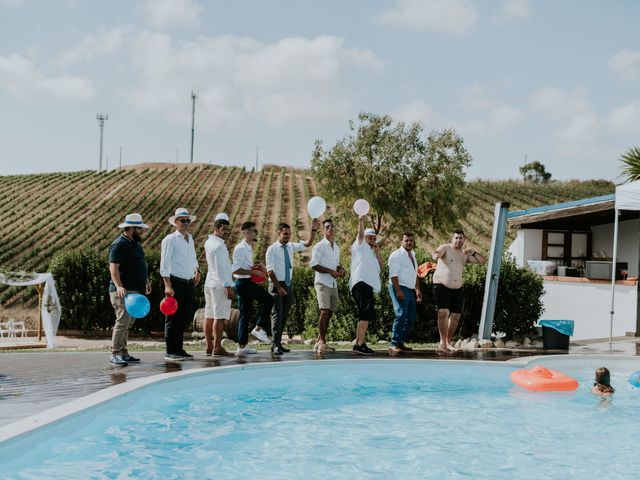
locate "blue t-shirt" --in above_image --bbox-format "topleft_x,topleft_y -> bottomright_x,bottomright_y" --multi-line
108,234 -> 148,292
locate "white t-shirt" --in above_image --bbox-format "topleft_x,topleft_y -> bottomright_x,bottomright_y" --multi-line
349,239 -> 381,293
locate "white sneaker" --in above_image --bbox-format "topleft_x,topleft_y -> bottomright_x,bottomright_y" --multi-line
235,346 -> 258,356
251,327 -> 270,343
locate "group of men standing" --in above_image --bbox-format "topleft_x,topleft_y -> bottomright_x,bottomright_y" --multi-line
107,208 -> 484,367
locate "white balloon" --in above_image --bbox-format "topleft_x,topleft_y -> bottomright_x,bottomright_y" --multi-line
353,199 -> 370,216
307,196 -> 326,218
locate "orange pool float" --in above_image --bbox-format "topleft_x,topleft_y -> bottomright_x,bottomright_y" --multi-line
510,365 -> 579,392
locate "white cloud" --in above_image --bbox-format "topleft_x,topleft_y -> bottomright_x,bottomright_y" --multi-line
609,49 -> 640,80
493,0 -> 532,24
456,83 -> 497,111
124,33 -> 382,128
606,100 -> 640,135
373,0 -> 479,35
393,100 -> 437,125
59,27 -> 132,67
531,87 -> 591,119
0,54 -> 95,101
553,113 -> 601,156
143,0 -> 202,28
454,104 -> 523,136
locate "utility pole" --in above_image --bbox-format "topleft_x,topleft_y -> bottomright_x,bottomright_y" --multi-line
96,113 -> 108,172
255,145 -> 259,171
119,146 -> 122,169
176,147 -> 179,163
190,91 -> 197,164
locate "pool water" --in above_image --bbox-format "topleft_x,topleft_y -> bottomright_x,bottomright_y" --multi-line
2,360 -> 639,479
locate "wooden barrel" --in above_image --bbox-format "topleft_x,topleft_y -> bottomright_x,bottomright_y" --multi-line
192,307 -> 240,341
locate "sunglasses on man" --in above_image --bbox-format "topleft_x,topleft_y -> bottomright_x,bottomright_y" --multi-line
178,219 -> 191,224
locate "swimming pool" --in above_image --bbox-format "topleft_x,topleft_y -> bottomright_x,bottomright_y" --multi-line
1,357 -> 639,479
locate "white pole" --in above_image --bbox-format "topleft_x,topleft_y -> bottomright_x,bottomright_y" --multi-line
609,209 -> 620,345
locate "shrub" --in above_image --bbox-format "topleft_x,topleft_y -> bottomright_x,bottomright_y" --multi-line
459,255 -> 545,339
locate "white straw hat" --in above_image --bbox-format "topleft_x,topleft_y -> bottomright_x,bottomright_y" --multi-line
169,207 -> 197,226
118,213 -> 149,229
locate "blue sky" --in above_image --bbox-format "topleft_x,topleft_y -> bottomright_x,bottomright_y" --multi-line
1,0 -> 639,180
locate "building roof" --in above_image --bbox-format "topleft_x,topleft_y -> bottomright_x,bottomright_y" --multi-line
507,193 -> 638,230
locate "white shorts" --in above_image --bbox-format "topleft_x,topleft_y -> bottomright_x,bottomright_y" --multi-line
204,286 -> 231,319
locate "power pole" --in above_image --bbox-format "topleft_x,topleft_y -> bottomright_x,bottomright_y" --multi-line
96,113 -> 108,172
190,91 -> 197,164
119,146 -> 122,169
255,145 -> 259,171
176,147 -> 179,163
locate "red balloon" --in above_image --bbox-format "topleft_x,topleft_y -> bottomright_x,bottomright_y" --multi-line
251,273 -> 266,283
160,296 -> 179,315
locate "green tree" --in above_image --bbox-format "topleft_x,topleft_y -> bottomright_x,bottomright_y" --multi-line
519,161 -> 552,183
620,146 -> 640,182
311,112 -> 472,238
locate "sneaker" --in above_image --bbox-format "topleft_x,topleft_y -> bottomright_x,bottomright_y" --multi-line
164,353 -> 185,361
251,327 -> 270,343
235,346 -> 258,356
353,343 -> 375,356
122,354 -> 140,362
179,351 -> 194,360
271,345 -> 285,355
109,354 -> 128,367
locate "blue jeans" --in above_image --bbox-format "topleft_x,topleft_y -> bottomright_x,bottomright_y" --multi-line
388,284 -> 416,346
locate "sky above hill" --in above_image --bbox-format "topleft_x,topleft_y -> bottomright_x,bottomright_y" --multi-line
0,0 -> 638,180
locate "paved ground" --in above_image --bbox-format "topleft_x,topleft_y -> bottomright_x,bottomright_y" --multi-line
1,335 -> 639,428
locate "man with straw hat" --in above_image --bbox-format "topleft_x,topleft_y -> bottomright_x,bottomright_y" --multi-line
108,213 -> 151,367
160,207 -> 201,361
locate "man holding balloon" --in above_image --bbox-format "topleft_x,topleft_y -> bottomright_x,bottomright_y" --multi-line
349,199 -> 383,355
266,216 -> 319,355
232,221 -> 274,355
107,213 -> 152,367
160,208 -> 201,361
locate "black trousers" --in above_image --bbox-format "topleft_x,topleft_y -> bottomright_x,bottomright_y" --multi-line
165,276 -> 194,355
235,279 -> 274,345
269,283 -> 294,347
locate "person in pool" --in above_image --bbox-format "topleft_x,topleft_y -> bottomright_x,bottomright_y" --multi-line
591,367 -> 615,396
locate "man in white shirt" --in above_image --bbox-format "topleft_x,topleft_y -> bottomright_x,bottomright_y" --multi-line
310,219 -> 345,354
203,218 -> 235,356
432,229 -> 485,352
387,232 -> 423,355
232,221 -> 274,355
349,215 -> 384,355
266,220 -> 318,355
160,208 -> 201,361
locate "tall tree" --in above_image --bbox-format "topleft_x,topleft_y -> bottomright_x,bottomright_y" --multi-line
519,161 -> 551,183
620,146 -> 640,182
311,112 -> 472,238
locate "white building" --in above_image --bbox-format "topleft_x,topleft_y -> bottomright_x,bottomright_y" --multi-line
507,193 -> 638,341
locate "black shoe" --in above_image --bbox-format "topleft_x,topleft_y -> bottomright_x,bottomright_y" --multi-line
122,354 -> 140,362
353,343 -> 375,356
280,345 -> 291,353
179,351 -> 194,359
271,345 -> 285,355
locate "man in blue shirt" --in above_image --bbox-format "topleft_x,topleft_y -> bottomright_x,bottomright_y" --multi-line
108,213 -> 151,367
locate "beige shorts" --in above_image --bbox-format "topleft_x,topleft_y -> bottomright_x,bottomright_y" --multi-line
204,286 -> 231,319
315,283 -> 338,312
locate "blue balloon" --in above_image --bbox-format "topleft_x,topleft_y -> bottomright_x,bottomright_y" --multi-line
124,293 -> 150,318
629,371 -> 640,388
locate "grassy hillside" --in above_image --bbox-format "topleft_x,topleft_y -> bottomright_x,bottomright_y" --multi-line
0,163 -> 614,306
